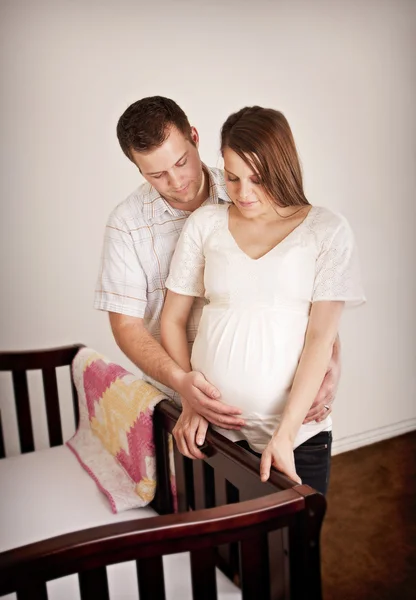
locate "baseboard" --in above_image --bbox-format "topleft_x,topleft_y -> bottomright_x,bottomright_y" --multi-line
331,418 -> 416,455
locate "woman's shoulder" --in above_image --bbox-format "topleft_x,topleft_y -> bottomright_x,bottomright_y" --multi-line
309,205 -> 352,236
187,202 -> 228,230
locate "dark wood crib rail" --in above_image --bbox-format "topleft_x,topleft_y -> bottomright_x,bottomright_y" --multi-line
0,488 -> 306,600
0,345 -> 326,599
0,344 -> 84,456
153,400 -> 326,600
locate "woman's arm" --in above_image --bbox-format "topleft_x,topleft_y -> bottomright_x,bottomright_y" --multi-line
260,301 -> 344,482
161,290 -> 195,373
161,290 -> 210,460
303,334 -> 341,423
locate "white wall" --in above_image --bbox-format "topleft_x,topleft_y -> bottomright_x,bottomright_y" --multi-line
1,0 -> 415,455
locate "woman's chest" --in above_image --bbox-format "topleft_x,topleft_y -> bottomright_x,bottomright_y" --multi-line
203,228 -> 318,302
228,217 -> 309,261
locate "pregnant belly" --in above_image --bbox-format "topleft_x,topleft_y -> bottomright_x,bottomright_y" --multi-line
191,306 -> 308,416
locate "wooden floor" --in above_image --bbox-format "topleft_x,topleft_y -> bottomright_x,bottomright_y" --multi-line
321,431 -> 416,600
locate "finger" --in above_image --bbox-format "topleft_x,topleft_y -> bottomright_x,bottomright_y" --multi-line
305,404 -> 332,424
183,427 -> 206,460
303,408 -> 322,423
193,375 -> 221,400
316,406 -> 332,422
193,390 -> 242,416
309,372 -> 331,407
174,431 -> 194,459
292,470 -> 302,485
196,419 -> 209,447
303,397 -> 332,423
260,452 -> 272,482
202,411 -> 245,429
275,460 -> 301,484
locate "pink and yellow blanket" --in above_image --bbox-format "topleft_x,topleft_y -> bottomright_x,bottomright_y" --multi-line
67,348 -> 176,513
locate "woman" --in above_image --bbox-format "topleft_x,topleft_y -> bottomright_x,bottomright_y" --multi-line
160,106 -> 365,495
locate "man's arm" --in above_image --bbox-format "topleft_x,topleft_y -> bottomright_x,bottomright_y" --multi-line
109,312 -> 243,428
302,333 -> 341,424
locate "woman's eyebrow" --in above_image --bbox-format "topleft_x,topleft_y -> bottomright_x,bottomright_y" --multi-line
224,167 -> 237,176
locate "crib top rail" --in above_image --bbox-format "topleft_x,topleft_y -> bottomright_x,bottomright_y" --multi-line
0,344 -> 85,371
0,343 -> 84,454
155,399 -> 297,495
0,488 -> 304,596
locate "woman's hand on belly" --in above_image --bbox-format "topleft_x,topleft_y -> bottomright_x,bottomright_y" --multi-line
173,403 -> 210,460
260,434 -> 302,485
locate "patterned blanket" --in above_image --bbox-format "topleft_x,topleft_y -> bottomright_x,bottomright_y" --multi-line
67,348 -> 176,513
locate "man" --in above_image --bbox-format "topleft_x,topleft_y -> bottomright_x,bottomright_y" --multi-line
95,96 -> 340,460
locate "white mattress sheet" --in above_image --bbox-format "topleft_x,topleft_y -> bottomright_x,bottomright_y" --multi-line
0,446 -> 241,599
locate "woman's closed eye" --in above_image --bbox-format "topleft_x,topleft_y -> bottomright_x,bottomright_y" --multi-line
226,176 -> 261,185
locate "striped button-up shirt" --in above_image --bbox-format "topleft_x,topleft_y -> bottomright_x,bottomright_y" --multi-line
94,166 -> 230,395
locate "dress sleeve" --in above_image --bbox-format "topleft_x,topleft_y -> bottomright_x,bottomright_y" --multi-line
312,216 -> 366,307
165,212 -> 205,297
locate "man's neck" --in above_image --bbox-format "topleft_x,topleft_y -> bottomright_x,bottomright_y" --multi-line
186,166 -> 210,212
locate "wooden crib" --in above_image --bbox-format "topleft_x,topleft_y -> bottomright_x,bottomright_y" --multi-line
0,344 -> 326,600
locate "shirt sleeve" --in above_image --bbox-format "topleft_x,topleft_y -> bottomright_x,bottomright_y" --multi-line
312,216 -> 366,307
165,212 -> 205,297
94,211 -> 148,318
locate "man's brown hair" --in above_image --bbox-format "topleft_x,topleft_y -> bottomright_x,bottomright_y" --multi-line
220,106 -> 309,207
117,96 -> 193,161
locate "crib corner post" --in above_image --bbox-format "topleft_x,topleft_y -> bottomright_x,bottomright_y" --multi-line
152,402 -> 175,515
289,485 -> 326,600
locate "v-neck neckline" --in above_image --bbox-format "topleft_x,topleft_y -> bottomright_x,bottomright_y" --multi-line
226,204 -> 316,262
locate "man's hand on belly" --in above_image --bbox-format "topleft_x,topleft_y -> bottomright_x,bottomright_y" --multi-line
177,371 -> 245,431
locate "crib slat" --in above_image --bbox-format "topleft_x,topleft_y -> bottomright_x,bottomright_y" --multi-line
12,370 -> 34,453
79,567 -> 110,600
0,410 -> 5,458
214,473 -> 241,582
70,364 -> 80,427
193,460 -> 215,509
153,415 -> 174,514
268,529 -> 290,600
42,368 -> 63,447
173,445 -> 195,512
240,533 -> 271,599
190,547 -> 218,600
136,556 -> 166,600
17,582 -> 48,599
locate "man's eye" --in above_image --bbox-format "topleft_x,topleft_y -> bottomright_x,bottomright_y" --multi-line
227,177 -> 238,183
153,174 -> 163,179
177,159 -> 187,167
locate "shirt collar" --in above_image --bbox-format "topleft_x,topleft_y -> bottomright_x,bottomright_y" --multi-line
143,165 -> 230,223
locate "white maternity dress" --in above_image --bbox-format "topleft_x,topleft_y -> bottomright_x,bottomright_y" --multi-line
166,204 -> 365,452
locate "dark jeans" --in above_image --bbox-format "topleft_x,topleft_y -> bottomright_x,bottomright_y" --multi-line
237,431 -> 332,496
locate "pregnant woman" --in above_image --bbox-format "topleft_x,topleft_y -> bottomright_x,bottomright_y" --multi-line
161,106 -> 365,494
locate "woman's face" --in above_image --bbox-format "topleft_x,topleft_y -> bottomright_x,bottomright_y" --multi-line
223,147 -> 274,218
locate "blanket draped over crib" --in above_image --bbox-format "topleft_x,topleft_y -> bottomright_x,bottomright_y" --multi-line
67,348 -> 176,513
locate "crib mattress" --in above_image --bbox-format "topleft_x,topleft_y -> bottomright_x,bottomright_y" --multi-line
0,446 -> 241,599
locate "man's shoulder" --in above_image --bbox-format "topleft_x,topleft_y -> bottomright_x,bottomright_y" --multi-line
206,165 -> 230,202
207,165 -> 225,185
107,182 -> 153,228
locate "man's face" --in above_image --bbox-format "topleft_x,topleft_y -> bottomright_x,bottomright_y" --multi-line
131,126 -> 204,209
